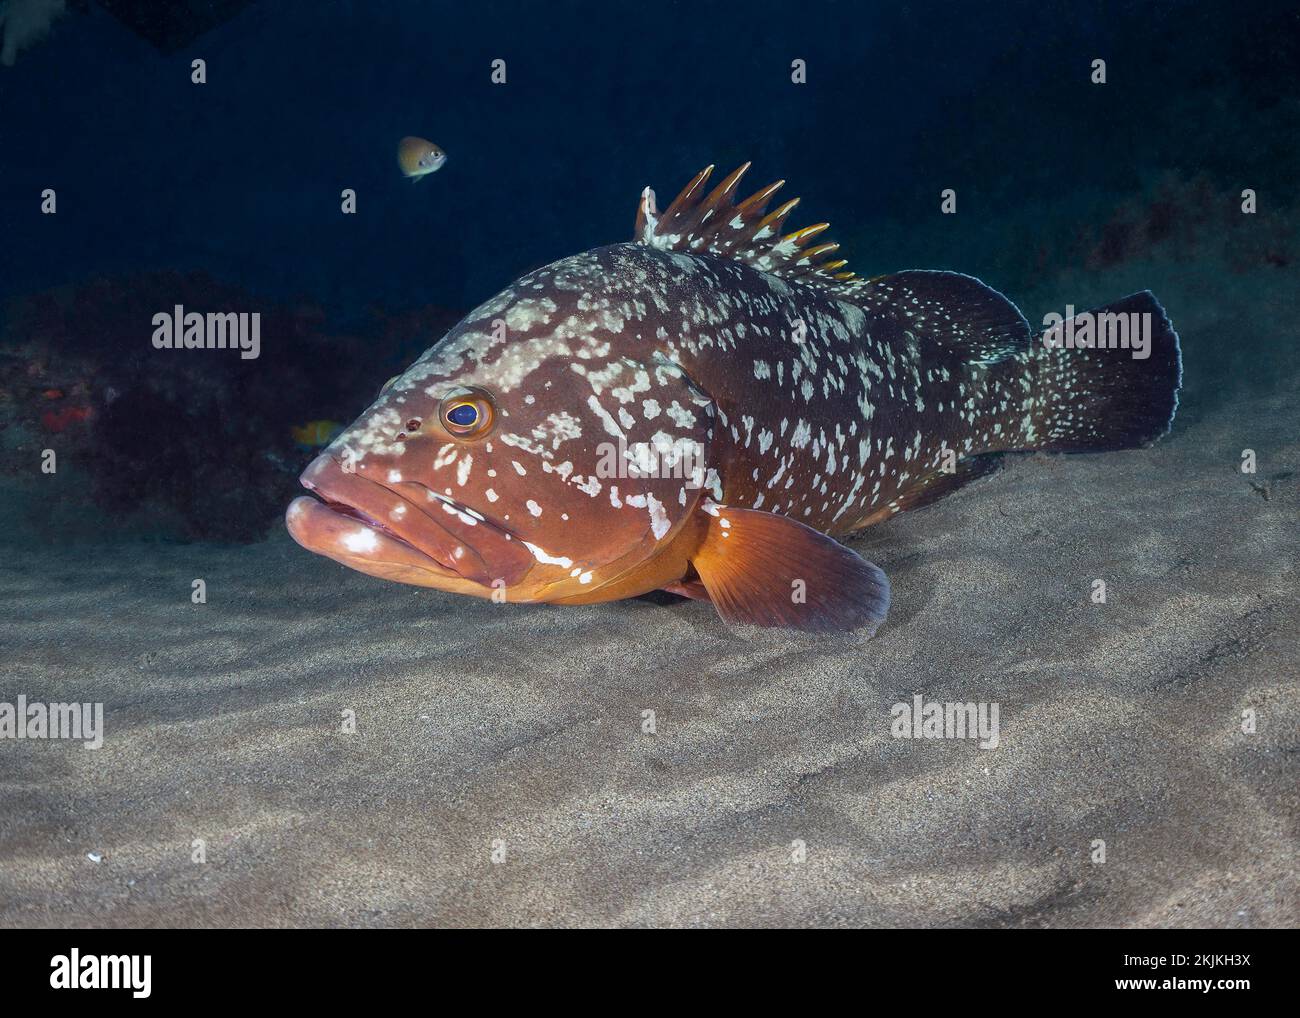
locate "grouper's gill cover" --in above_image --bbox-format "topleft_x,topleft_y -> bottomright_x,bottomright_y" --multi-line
287,162 -> 1182,633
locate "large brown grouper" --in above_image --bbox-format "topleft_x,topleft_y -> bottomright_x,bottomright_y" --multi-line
286,163 -> 1181,632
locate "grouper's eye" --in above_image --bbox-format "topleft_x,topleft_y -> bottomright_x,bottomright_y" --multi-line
447,404 -> 478,426
439,386 -> 496,439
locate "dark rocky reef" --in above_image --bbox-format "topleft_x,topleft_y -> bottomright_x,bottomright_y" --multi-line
0,272 -> 462,542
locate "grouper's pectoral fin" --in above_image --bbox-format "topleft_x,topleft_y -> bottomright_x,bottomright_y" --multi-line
690,504 -> 890,634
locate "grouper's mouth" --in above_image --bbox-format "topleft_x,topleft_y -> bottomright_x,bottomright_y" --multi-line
285,453 -> 533,591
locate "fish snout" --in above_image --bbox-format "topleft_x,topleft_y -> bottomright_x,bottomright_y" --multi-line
299,451 -> 337,488
288,453 -> 534,591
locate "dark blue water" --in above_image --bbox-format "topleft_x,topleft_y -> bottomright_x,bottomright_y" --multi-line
0,0 -> 1294,540
3,1 -> 1293,311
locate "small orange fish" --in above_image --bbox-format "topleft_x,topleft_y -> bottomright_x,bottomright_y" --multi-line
290,419 -> 343,449
397,137 -> 446,181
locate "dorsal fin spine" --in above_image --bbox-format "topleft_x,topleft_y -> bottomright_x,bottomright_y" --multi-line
756,197 -> 799,237
701,162 -> 750,211
735,179 -> 783,214
634,163 -> 857,288
662,165 -> 713,222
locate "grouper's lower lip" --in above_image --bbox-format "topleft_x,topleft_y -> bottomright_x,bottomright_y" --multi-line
286,452 -> 539,592
286,493 -> 462,579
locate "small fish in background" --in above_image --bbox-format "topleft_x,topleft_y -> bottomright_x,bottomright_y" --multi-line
397,136 -> 446,181
290,419 -> 343,450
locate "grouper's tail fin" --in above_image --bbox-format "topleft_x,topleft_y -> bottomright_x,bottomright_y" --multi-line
1027,291 -> 1182,452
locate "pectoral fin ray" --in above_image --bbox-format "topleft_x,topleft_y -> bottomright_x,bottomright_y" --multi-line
689,505 -> 890,634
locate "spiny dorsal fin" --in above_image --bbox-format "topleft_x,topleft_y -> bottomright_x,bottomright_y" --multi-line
635,163 -> 858,290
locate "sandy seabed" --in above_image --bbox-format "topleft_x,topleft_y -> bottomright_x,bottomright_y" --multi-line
0,402 -> 1294,927
1,259 -> 1297,928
